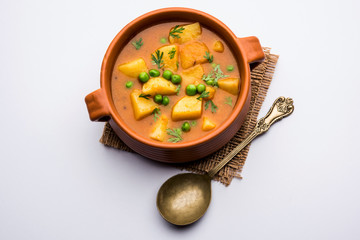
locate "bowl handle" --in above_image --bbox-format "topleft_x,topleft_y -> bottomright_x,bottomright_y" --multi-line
237,36 -> 265,63
85,89 -> 111,122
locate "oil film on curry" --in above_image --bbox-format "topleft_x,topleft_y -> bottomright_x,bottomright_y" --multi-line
111,22 -> 241,144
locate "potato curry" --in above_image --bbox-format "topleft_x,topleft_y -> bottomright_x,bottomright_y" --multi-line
111,22 -> 240,143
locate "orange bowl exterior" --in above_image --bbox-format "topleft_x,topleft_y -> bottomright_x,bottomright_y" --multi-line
85,8 -> 264,163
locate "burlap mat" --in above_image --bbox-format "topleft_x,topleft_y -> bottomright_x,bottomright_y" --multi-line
100,47 -> 279,185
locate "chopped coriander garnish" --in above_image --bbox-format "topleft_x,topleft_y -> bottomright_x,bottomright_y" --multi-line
190,121 -> 197,127
151,50 -> 164,69
169,25 -> 185,39
131,38 -> 143,50
152,108 -> 161,121
202,64 -> 229,87
202,73 -> 214,85
167,128 -> 183,143
176,85 -> 181,95
168,47 -> 176,59
176,61 -> 179,69
204,51 -> 213,63
213,64 -> 228,82
225,96 -> 233,106
205,100 -> 218,113
139,93 -> 151,100
196,91 -> 210,100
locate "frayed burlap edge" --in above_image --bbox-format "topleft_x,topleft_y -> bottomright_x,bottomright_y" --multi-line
99,47 -> 279,186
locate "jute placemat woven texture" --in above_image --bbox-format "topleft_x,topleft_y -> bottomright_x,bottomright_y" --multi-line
100,47 -> 279,186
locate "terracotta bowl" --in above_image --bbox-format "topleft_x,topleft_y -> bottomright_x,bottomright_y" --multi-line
85,7 -> 265,163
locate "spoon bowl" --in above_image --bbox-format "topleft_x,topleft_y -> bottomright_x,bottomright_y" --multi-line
157,173 -> 211,225
156,97 -> 294,225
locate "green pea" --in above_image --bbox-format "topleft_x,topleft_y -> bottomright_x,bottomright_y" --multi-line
125,81 -> 134,89
181,122 -> 191,132
154,94 -> 163,104
226,65 -> 234,72
197,84 -> 206,93
149,69 -> 160,77
171,74 -> 182,84
162,70 -> 173,80
186,84 -> 197,96
138,72 -> 150,83
211,63 -> 217,68
160,37 -> 167,44
206,80 -> 214,86
162,96 -> 170,106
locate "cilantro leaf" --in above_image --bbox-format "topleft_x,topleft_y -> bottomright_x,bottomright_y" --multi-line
152,108 -> 161,121
151,50 -> 164,69
204,51 -> 213,63
139,94 -> 151,100
205,100 -> 218,113
196,91 -> 210,100
176,85 -> 181,95
168,47 -> 176,59
166,128 -> 183,143
131,38 -> 143,50
169,25 -> 185,39
202,64 -> 229,86
225,96 -> 232,106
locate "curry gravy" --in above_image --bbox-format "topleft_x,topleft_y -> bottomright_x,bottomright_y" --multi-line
111,22 -> 240,143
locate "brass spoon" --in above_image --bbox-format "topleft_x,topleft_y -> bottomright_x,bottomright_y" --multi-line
156,97 -> 294,225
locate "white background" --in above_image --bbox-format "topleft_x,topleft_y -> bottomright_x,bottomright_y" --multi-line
1,0 -> 360,239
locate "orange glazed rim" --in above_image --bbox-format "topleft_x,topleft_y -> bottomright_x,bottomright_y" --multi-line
101,7 -> 251,149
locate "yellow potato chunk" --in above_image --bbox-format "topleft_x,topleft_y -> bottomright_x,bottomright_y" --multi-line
180,41 -> 209,69
118,58 -> 148,78
217,77 -> 240,95
172,96 -> 203,121
130,89 -> 158,120
155,45 -> 179,72
142,77 -> 177,96
149,115 -> 168,142
169,22 -> 202,44
203,86 -> 216,100
213,40 -> 224,53
202,117 -> 216,131
181,65 -> 204,86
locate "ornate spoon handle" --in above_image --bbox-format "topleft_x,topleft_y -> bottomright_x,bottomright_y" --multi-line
207,97 -> 294,178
